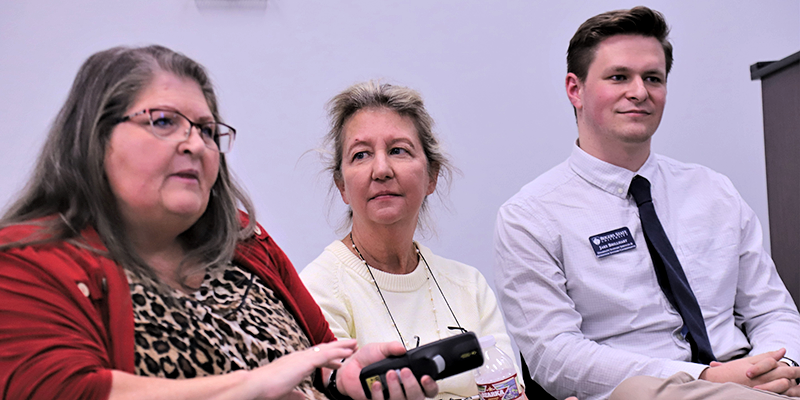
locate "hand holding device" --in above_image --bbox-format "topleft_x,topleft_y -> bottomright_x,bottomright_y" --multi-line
359,332 -> 484,399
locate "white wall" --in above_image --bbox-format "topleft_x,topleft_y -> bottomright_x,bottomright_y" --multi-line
1,1 -> 798,291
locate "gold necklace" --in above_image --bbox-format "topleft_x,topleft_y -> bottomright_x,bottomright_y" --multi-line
348,232 -> 463,349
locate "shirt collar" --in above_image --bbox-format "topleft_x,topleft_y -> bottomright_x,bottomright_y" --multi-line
568,142 -> 658,199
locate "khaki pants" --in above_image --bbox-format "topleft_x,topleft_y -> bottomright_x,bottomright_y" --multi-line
609,372 -> 791,400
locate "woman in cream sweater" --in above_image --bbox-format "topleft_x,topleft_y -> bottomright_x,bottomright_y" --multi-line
301,81 -> 522,400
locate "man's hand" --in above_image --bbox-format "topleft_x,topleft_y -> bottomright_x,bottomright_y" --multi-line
751,350 -> 800,397
700,348 -> 800,396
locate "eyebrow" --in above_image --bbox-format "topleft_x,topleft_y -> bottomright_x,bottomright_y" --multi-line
606,66 -> 665,76
344,137 -> 370,154
150,105 -> 215,122
194,115 -> 216,124
388,137 -> 416,147
347,136 -> 416,147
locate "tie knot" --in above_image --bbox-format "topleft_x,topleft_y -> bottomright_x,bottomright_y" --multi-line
629,175 -> 653,206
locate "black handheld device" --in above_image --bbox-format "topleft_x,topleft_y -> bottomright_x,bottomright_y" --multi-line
359,332 -> 484,399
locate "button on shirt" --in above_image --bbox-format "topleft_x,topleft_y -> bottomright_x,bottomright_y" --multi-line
494,144 -> 800,400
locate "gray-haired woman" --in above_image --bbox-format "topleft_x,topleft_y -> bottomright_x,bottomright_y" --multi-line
0,46 -> 437,400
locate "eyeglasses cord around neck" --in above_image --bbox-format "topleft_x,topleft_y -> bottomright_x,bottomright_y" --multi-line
349,232 -> 464,349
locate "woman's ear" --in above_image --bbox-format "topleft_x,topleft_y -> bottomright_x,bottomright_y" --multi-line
334,174 -> 349,205
426,163 -> 440,195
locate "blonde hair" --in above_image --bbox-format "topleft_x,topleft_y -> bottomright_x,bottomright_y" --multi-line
324,81 -> 454,228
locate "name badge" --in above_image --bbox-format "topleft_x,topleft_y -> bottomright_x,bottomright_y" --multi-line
589,227 -> 636,258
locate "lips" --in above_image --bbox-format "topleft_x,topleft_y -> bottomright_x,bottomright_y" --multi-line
369,191 -> 400,200
618,109 -> 651,115
171,169 -> 200,181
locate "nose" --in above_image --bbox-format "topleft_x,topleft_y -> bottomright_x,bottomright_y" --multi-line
178,124 -> 208,155
627,76 -> 648,103
371,152 -> 394,181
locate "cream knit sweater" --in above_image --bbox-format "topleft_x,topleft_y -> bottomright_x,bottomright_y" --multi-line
301,241 -> 520,400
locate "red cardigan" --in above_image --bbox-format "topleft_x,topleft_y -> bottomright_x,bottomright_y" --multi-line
0,219 -> 335,400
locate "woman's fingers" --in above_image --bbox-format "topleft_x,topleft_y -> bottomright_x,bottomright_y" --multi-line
370,380 -> 386,400
336,341 -> 438,399
383,369 -> 406,399
247,340 -> 357,399
370,368 -> 438,400
312,339 -> 358,353
321,359 -> 345,370
419,375 -> 438,399
360,369 -> 438,400
305,339 -> 357,368
397,368 -> 426,400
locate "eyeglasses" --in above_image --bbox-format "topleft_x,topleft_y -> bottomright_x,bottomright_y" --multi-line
117,108 -> 236,153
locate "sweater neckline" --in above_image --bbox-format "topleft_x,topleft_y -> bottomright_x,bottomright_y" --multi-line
328,240 -> 429,292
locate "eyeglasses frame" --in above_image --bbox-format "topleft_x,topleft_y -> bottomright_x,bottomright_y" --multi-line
116,108 -> 236,153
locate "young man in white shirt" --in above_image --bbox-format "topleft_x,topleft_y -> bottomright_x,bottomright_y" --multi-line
494,6 -> 800,400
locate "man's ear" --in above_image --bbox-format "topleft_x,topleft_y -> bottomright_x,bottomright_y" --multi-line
565,73 -> 584,111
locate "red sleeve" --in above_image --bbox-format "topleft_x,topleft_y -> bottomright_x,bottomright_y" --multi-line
0,248 -> 113,400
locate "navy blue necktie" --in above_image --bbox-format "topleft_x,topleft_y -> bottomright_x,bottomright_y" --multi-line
629,175 -> 716,365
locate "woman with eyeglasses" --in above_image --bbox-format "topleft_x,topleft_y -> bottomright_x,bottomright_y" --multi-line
300,81 -> 523,400
0,46 -> 437,400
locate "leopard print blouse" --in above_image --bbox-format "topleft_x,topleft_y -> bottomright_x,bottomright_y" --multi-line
126,263 -> 326,399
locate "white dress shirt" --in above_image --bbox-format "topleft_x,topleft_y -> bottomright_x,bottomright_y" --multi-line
494,144 -> 800,400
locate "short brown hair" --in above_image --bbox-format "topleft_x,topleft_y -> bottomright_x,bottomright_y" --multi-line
567,6 -> 673,81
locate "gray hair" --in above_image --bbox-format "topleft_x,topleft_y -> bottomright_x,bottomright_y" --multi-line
0,45 -> 256,286
324,81 -> 453,229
